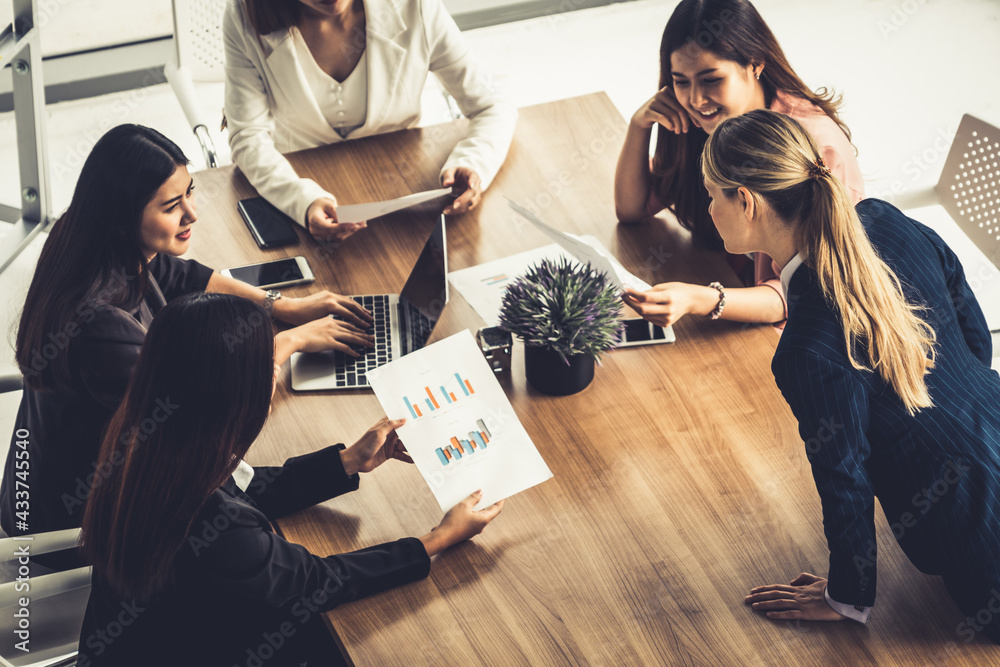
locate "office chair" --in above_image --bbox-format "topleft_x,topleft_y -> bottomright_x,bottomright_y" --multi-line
164,0 -> 228,170
893,114 -> 1000,334
0,375 -> 88,667
0,528 -> 90,667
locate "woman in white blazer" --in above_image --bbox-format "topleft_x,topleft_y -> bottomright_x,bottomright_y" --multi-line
223,0 -> 518,241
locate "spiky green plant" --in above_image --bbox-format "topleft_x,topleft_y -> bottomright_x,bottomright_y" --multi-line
498,257 -> 624,363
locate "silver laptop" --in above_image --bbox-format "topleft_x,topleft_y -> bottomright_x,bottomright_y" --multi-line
290,216 -> 448,390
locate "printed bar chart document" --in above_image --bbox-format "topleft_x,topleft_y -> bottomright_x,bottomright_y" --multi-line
368,330 -> 552,511
336,187 -> 452,223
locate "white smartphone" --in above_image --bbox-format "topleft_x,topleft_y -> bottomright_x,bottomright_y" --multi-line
220,256 -> 314,290
617,318 -> 674,347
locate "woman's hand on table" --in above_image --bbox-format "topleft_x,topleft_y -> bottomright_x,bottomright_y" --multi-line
271,291 -> 373,328
745,573 -> 847,622
274,317 -> 373,366
340,417 -> 413,476
419,490 -> 504,557
622,282 -> 717,327
441,167 -> 482,215
630,86 -> 700,135
306,196 -> 366,241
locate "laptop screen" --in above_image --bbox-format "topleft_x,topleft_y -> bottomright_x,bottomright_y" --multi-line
398,216 -> 448,354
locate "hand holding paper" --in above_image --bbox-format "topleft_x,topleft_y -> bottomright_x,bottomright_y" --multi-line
306,196 -> 366,241
336,187 -> 453,223
442,167 -> 483,215
367,330 -> 552,512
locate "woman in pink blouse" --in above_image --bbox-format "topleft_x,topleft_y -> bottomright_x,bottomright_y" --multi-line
615,0 -> 864,328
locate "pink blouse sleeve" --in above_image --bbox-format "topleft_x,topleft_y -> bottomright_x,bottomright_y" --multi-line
646,157 -> 666,217
755,251 -> 787,324
820,143 -> 865,205
770,91 -> 865,205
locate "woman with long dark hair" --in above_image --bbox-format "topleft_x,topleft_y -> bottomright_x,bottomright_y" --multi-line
1,124 -> 374,542
616,0 -> 864,328
78,293 -> 502,664
703,109 -> 1000,639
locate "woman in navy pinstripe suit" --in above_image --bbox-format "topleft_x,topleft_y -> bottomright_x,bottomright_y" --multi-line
702,109 -> 1000,641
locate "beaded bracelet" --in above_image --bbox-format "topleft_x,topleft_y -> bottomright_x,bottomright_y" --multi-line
707,281 -> 726,320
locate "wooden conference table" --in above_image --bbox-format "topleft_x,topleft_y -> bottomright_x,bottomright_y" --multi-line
190,93 -> 997,666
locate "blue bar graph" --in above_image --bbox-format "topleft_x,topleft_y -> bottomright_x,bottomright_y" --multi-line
440,386 -> 452,404
456,373 -> 470,396
404,397 -> 418,419
434,420 -> 493,467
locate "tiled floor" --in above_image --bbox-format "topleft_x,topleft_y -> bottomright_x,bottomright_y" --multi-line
0,0 -> 998,372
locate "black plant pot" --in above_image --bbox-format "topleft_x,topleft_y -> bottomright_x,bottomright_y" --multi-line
523,345 -> 595,396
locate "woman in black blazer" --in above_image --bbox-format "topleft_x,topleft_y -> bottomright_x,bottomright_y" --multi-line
703,110 -> 1000,641
78,292 -> 502,665
1,124 -> 375,543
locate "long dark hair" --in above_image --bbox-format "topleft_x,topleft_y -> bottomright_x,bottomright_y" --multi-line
81,293 -> 275,600
243,0 -> 301,35
652,0 -> 851,250
15,124 -> 188,390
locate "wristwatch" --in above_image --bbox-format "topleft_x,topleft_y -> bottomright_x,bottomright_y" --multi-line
263,289 -> 282,315
476,326 -> 512,374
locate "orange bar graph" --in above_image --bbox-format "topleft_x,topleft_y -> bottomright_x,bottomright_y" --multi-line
449,392 -> 457,401
425,386 -> 441,410
464,379 -> 475,395
481,432 -> 489,444
443,448 -> 452,460
414,404 -> 423,417
450,437 -> 460,450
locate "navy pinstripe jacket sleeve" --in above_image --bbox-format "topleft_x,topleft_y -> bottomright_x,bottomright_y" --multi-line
770,198 -> 1000,611
910,223 -> 992,364
772,347 -> 878,606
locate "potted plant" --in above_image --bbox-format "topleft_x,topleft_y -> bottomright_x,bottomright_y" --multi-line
499,257 -> 623,395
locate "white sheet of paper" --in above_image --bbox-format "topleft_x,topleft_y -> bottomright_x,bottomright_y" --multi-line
367,330 -> 553,512
336,187 -> 452,223
448,243 -> 571,325
506,199 -> 652,292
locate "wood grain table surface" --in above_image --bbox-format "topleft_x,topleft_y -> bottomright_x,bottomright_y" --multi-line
189,93 -> 998,667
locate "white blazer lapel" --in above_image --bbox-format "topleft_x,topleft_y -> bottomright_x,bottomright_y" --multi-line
263,30 -> 340,146
361,0 -> 406,132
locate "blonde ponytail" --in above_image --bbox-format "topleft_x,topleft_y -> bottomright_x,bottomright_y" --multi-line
703,110 -> 935,415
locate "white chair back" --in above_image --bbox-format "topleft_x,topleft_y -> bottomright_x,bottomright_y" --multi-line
0,530 -> 90,667
171,0 -> 228,83
936,114 -> 1000,268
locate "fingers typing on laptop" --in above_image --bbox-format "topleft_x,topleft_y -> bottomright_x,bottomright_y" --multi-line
270,290 -> 375,327
275,318 -> 375,365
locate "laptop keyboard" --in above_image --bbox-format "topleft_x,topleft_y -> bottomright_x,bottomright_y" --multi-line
333,295 -> 393,388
